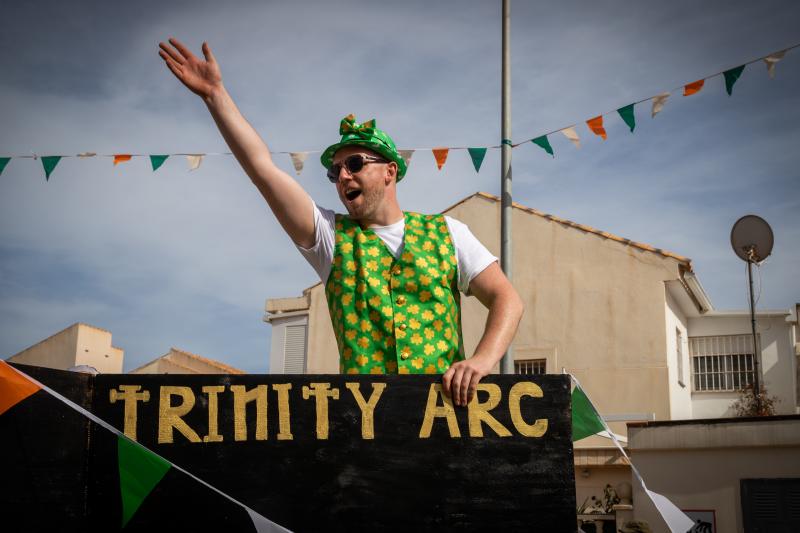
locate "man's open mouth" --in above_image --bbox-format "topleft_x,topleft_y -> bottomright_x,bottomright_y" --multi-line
345,189 -> 362,201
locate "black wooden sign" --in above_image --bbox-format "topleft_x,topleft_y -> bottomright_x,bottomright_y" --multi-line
2,365 -> 576,532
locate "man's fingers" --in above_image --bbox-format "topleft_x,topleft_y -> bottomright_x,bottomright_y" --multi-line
168,37 -> 195,62
159,50 -> 183,76
202,42 -> 216,65
466,372 -> 481,404
449,366 -> 465,406
459,369 -> 473,406
442,367 -> 454,398
159,42 -> 185,65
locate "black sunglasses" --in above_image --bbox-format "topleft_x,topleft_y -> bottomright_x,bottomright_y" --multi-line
327,154 -> 389,183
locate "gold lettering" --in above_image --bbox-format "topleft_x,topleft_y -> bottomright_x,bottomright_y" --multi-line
302,383 -> 340,440
508,382 -> 548,437
419,384 -> 461,438
272,383 -> 294,440
467,383 -> 512,437
202,385 -> 225,443
158,386 -> 201,443
230,385 -> 268,441
345,382 -> 386,439
109,385 -> 150,440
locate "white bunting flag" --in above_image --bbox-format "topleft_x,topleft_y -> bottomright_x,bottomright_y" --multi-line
763,50 -> 787,79
289,152 -> 308,176
399,149 -> 415,168
187,155 -> 204,171
560,127 -> 580,149
77,152 -> 97,158
651,92 -> 670,118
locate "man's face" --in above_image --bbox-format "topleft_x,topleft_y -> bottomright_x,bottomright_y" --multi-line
332,145 -> 393,220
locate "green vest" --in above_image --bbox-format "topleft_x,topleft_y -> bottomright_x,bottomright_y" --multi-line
325,211 -> 464,374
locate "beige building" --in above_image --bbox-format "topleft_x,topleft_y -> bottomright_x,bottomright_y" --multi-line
265,192 -> 799,529
6,323 -> 243,375
7,322 -> 124,373
129,347 -> 244,374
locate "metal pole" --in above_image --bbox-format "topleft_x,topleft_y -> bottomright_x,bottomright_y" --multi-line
746,257 -> 762,414
500,0 -> 514,374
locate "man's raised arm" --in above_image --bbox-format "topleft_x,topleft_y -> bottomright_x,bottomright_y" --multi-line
158,38 -> 315,248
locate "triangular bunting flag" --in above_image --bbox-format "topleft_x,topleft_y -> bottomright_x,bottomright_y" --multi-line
118,435 -> 172,527
651,92 -> 670,118
643,485 -> 696,533
683,79 -> 704,96
531,135 -> 554,157
763,50 -> 787,79
398,149 -> 414,169
150,155 -> 169,172
113,154 -> 132,166
571,384 -> 606,442
467,148 -> 487,172
77,152 -> 96,158
617,104 -> 636,132
41,156 -> 61,181
246,508 -> 292,533
560,127 -> 580,149
187,155 -> 204,171
586,116 -> 607,140
289,152 -> 308,176
723,65 -> 746,95
0,157 -> 10,176
0,361 -> 42,415
432,148 -> 449,170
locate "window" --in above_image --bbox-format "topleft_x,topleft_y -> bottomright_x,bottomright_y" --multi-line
689,334 -> 757,392
676,328 -> 685,387
515,359 -> 546,375
283,324 -> 307,374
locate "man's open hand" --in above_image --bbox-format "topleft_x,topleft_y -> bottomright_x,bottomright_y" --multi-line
158,38 -> 222,100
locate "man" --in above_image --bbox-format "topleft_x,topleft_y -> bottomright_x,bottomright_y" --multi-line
158,38 -> 523,406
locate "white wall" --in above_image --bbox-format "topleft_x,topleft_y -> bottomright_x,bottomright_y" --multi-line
688,313 -> 796,416
664,289 -> 693,420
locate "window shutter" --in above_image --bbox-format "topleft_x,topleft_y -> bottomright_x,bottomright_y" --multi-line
284,324 -> 307,374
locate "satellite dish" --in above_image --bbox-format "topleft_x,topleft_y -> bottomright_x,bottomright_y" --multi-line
730,215 -> 773,263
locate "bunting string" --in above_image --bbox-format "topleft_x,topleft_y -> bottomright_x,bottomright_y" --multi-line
0,43 -> 797,181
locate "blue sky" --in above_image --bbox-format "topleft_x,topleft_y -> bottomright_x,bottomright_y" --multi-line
1,0 -> 798,372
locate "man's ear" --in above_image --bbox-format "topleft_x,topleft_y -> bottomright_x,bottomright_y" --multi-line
385,161 -> 398,185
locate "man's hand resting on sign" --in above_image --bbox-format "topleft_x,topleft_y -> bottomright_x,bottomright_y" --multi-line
159,38 -> 222,101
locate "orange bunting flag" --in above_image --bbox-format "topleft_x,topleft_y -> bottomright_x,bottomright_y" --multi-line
683,79 -> 705,96
0,361 -> 41,415
432,148 -> 449,170
113,154 -> 132,166
586,116 -> 607,140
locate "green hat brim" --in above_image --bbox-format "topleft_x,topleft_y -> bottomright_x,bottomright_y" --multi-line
320,139 -> 407,181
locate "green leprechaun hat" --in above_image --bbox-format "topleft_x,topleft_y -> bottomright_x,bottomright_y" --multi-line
320,114 -> 408,181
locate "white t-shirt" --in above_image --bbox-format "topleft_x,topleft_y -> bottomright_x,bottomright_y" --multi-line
297,202 -> 497,294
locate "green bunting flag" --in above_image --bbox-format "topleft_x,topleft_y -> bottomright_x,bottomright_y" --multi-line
531,135 -> 554,157
571,384 -> 606,442
0,157 -> 10,176
41,156 -> 62,181
118,435 -> 172,527
150,155 -> 169,172
467,147 -> 487,172
724,65 -> 746,95
617,104 -> 636,132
